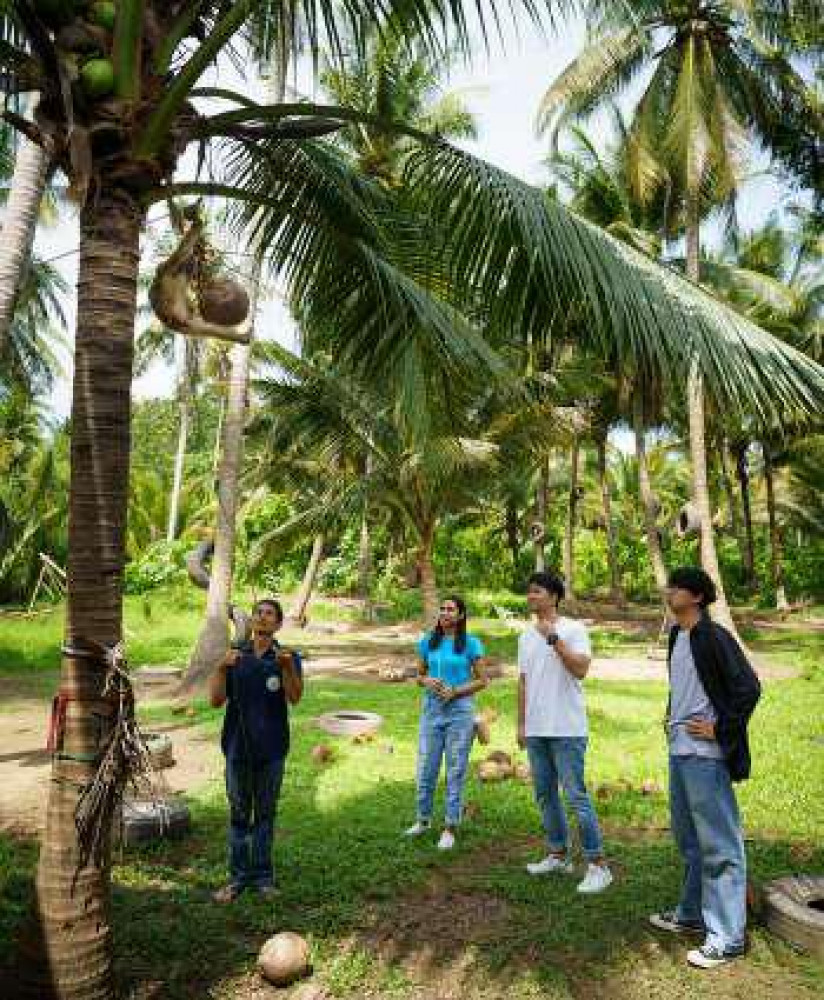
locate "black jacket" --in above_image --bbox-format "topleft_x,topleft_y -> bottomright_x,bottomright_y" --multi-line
667,614 -> 761,782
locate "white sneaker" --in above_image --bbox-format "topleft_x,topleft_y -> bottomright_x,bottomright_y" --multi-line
577,863 -> 613,894
437,829 -> 456,851
403,820 -> 430,837
526,854 -> 574,876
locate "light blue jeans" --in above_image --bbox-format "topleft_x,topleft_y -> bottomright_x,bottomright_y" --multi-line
526,736 -> 604,861
669,755 -> 748,952
416,694 -> 475,826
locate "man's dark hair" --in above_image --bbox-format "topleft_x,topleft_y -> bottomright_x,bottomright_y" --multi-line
527,571 -> 565,603
254,598 -> 284,623
668,567 -> 717,608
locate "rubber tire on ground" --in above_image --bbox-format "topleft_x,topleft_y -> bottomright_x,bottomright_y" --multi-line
315,710 -> 383,737
763,875 -> 824,960
120,799 -> 191,846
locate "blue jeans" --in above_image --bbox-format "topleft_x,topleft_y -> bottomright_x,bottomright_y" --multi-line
669,755 -> 747,952
526,736 -> 604,861
416,695 -> 475,826
225,756 -> 285,889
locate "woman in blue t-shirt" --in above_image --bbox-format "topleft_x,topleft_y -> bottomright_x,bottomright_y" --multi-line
404,594 -> 487,850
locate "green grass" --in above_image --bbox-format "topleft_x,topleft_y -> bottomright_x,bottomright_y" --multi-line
3,670 -> 824,997
1,594 -> 823,997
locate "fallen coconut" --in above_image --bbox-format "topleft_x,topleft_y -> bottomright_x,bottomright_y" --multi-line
310,744 -> 333,764
486,750 -> 512,768
478,759 -> 509,782
258,931 -> 311,987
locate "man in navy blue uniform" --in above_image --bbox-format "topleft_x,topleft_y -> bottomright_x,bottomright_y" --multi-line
209,598 -> 303,902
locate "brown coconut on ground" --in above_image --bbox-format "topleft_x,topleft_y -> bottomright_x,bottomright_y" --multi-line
258,932 -> 311,986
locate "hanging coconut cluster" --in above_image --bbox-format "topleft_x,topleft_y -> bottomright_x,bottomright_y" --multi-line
34,0 -> 117,101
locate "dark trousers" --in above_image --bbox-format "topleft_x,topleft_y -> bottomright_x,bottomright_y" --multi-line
225,756 -> 285,889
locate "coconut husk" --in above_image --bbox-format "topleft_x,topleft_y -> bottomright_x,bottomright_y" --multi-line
199,277 -> 250,326
258,932 -> 311,987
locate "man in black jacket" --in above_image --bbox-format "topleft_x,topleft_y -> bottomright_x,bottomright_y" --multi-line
649,567 -> 761,969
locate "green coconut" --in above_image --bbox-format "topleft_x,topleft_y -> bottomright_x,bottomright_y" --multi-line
88,1 -> 116,31
80,58 -> 115,99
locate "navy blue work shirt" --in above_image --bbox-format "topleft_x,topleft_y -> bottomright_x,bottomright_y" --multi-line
221,639 -> 303,764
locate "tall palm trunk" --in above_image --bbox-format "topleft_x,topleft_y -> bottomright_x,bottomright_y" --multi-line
534,458 -> 548,571
166,346 -> 190,542
418,521 -> 438,625
562,440 -> 579,599
634,410 -> 668,603
685,209 -> 738,636
596,434 -> 624,606
289,533 -> 325,624
28,192 -> 143,1000
0,137 -> 50,348
718,439 -> 746,578
504,500 -> 520,586
186,338 -> 252,683
762,444 -> 789,612
357,506 -> 373,619
733,441 -> 758,590
187,63 -> 286,686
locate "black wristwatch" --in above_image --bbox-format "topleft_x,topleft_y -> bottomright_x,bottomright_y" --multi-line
546,632 -> 559,647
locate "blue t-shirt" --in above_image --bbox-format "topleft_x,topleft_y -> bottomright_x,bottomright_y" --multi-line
417,633 -> 484,687
221,640 -> 303,764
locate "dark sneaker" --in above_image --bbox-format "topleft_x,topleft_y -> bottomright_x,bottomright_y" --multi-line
212,883 -> 244,904
649,910 -> 704,934
687,944 -> 746,969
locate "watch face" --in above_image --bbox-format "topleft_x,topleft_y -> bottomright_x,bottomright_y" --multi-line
266,674 -> 282,693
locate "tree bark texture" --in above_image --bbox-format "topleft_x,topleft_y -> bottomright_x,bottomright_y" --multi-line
26,192 -> 143,1000
289,533 -> 325,624
634,414 -> 668,603
685,211 -> 738,637
418,522 -> 439,626
596,435 -> 624,606
763,444 -> 789,612
733,441 -> 758,590
563,440 -> 579,599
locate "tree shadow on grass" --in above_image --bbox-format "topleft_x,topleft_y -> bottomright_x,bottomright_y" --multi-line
2,746 -> 823,1000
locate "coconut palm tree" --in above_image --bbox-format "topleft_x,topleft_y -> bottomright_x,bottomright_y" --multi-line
0,254 -> 67,397
0,126 -> 51,351
538,0 -> 823,632
3,1 -> 824,995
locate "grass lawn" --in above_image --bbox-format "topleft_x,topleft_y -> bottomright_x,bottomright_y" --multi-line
0,597 -> 823,998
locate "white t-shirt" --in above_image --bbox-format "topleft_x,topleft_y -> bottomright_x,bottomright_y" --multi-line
519,619 -> 592,737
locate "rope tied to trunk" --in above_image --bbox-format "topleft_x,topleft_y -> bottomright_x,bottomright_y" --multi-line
71,640 -> 161,877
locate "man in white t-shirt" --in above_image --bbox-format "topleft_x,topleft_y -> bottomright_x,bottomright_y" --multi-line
517,571 -> 612,894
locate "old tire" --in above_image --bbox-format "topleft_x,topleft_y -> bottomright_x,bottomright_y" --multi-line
763,875 -> 824,959
121,799 -> 190,846
315,710 -> 383,738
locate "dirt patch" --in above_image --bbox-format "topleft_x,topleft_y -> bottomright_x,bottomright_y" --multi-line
0,695 -> 220,836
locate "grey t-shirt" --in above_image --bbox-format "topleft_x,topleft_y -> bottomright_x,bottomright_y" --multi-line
668,629 -> 725,759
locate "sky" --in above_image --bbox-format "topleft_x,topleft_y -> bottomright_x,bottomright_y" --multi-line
34,14 -> 794,420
